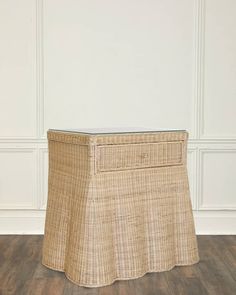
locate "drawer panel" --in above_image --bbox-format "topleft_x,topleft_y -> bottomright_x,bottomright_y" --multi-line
97,141 -> 183,172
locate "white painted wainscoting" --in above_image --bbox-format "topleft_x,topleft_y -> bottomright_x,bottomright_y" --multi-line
0,0 -> 236,234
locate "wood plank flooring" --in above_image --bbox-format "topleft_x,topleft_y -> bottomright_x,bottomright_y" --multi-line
0,236 -> 235,295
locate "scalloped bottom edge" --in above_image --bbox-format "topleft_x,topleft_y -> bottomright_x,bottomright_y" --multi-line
42,258 -> 200,288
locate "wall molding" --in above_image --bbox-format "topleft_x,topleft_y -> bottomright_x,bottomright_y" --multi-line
0,0 -> 38,140
0,148 -> 38,209
0,0 -> 46,141
199,148 -> 236,210
200,134 -> 236,141
196,0 -> 236,140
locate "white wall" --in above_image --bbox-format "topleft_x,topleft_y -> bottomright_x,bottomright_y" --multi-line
0,0 -> 236,234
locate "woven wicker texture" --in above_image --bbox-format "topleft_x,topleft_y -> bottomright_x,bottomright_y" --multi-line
42,130 -> 199,287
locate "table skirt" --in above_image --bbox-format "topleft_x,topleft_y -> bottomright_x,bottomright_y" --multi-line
42,131 -> 199,287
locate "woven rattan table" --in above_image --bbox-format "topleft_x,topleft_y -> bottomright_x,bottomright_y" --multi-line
42,128 -> 199,287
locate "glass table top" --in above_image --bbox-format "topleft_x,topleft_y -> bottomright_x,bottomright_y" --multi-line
49,127 -> 186,135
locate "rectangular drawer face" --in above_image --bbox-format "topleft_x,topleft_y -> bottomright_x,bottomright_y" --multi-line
97,141 -> 183,172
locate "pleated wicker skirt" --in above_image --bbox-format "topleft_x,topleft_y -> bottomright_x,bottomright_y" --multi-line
42,129 -> 199,287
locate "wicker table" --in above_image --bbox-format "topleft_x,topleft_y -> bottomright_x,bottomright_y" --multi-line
42,128 -> 199,287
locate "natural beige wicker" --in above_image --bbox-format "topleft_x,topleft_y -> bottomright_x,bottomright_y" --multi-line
42,129 -> 199,287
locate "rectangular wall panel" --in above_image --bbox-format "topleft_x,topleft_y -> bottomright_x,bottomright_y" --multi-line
0,0 -> 36,138
0,149 -> 37,209
202,0 -> 236,138
43,0 -> 195,136
200,150 -> 236,209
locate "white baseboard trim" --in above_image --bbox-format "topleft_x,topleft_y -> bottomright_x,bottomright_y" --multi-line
0,210 -> 235,235
0,210 -> 46,234
193,211 -> 236,235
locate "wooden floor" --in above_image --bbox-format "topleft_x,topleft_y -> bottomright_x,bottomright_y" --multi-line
0,236 -> 235,295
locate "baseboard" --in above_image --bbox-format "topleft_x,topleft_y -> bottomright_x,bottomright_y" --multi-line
0,210 -> 45,234
0,210 -> 235,235
193,211 -> 236,235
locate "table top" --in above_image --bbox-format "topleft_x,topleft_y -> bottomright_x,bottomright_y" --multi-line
49,127 -> 186,135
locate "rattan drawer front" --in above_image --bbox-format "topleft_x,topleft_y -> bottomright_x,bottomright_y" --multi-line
97,141 -> 183,172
